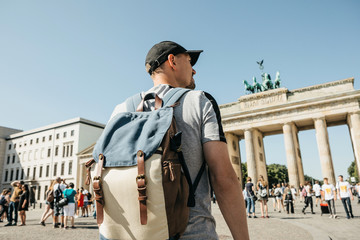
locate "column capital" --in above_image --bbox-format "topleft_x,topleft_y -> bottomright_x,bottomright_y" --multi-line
283,121 -> 295,126
348,111 -> 360,117
313,116 -> 326,122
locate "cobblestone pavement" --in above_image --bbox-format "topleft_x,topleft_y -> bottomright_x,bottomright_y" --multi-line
1,199 -> 359,239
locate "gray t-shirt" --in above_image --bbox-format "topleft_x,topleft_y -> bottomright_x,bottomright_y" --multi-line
110,84 -> 226,240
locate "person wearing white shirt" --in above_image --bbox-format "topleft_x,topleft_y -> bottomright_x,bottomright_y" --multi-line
53,177 -> 67,228
82,188 -> 89,217
321,177 -> 337,218
336,175 -> 354,219
313,181 -> 321,207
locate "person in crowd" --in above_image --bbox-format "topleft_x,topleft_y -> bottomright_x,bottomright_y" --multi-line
257,175 -> 269,218
18,184 -> 29,226
76,188 -> 84,218
313,180 -> 321,207
283,184 -> 294,214
82,187 -> 89,217
63,182 -> 77,229
245,177 -> 257,218
321,177 -> 337,218
302,181 -> 315,214
87,191 -> 93,213
356,182 -> 360,204
270,184 -> 277,211
290,185 -> 297,206
53,177 -> 67,228
274,183 -> 284,213
0,189 -> 10,222
336,175 -> 354,219
40,180 -> 56,226
299,183 -> 304,202
5,180 -> 23,226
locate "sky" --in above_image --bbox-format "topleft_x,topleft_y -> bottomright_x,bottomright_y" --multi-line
1,1 -> 359,180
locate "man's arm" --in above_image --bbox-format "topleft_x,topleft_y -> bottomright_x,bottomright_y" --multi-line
10,181 -> 19,187
203,141 -> 249,240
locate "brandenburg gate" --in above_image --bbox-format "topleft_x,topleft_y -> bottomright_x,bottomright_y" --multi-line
221,78 -> 360,188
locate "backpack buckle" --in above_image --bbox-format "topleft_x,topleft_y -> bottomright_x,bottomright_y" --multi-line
136,174 -> 146,184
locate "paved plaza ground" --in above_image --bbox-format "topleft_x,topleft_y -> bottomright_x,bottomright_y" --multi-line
0,198 -> 359,240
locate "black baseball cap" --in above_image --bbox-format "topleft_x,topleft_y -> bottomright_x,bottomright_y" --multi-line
145,41 -> 203,75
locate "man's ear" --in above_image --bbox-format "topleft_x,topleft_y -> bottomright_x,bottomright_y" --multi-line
167,54 -> 176,70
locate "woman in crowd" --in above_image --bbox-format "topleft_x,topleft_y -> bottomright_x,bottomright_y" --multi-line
18,184 -> 30,226
270,184 -> 277,211
76,188 -> 84,217
257,175 -> 269,218
0,189 -> 10,222
274,183 -> 285,213
63,182 -> 77,229
283,184 -> 294,214
40,180 -> 56,226
299,183 -> 304,202
245,177 -> 257,218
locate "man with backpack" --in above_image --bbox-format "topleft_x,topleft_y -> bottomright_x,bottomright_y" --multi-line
53,177 -> 67,228
5,180 -> 23,226
93,41 -> 249,240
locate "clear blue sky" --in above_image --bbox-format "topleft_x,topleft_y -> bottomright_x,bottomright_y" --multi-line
1,1 -> 359,180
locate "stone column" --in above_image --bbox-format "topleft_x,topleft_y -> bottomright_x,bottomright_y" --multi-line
347,111 -> 360,180
252,129 -> 268,184
283,123 -> 300,188
314,117 -> 336,185
225,133 -> 243,187
291,124 -> 305,186
244,129 -> 257,184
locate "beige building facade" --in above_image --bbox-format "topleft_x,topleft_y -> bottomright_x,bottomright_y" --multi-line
220,78 -> 360,188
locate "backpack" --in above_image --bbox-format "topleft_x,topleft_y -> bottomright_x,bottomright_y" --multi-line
46,189 -> 54,202
274,188 -> 281,197
85,88 -> 206,240
54,185 -> 63,201
0,195 -> 6,206
258,183 -> 268,198
87,192 -> 92,200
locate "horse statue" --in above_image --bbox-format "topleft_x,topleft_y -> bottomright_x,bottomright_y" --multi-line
274,71 -> 281,88
261,72 -> 274,91
243,80 -> 254,94
252,77 -> 262,93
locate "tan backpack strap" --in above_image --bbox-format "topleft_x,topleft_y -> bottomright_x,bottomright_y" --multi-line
136,150 -> 147,225
85,159 -> 96,186
93,154 -> 105,225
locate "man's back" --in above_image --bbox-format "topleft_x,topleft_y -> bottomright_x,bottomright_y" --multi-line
110,84 -> 225,239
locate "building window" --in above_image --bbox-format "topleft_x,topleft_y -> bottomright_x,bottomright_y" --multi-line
30,139 -> 33,145
70,145 -> 73,157
66,145 -> 69,157
63,146 -> 65,158
33,167 -> 36,180
61,162 -> 65,176
37,186 -> 41,200
47,148 -> 51,157
24,143 -> 26,146
39,166 -> 43,178
7,155 -> 10,164
16,169 -> 19,180
42,137 -> 45,142
71,130 -> 74,136
4,170 -> 8,182
10,169 -> 14,181
27,168 -> 30,179
21,169 -> 24,180
14,144 -> 16,149
68,161 -> 72,175
53,163 -> 57,176
8,144 -> 11,150
28,150 -> 32,161
49,135 -> 52,141
36,138 -> 39,143
55,146 -> 59,156
12,155 -> 15,163
56,133 -> 59,139
63,132 -> 67,138
46,165 -> 50,177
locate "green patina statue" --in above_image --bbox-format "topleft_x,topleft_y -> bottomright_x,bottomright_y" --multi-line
243,60 -> 281,94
